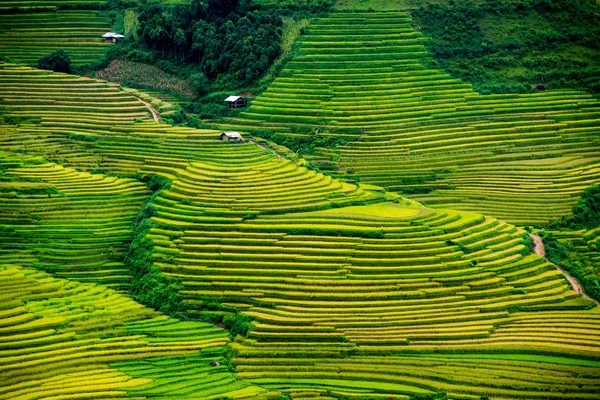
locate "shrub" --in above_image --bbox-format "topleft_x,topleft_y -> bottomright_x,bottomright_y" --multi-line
38,50 -> 71,73
189,73 -> 211,96
541,231 -> 600,302
125,175 -> 183,315
223,313 -> 254,338
571,185 -> 600,228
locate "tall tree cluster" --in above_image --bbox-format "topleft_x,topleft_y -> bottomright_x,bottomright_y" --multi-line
136,0 -> 282,86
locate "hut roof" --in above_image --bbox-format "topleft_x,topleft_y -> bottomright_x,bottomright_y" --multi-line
224,95 -> 243,103
221,132 -> 243,139
102,33 -> 125,39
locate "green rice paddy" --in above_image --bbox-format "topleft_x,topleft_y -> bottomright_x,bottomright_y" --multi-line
1,6 -> 600,400
220,11 -> 600,226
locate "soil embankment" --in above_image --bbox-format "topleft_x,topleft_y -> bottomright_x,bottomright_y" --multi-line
530,233 -> 599,306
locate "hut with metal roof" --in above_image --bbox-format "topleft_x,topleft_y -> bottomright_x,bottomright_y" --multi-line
224,95 -> 247,109
102,33 -> 125,43
220,132 -> 244,142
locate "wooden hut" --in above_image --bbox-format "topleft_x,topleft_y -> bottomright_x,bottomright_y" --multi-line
102,33 -> 125,43
220,132 -> 243,142
224,95 -> 247,109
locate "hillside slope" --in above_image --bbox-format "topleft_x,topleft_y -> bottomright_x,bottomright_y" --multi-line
218,11 -> 600,226
1,63 -> 600,399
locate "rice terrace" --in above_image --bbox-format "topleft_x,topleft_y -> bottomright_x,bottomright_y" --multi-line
1,0 -> 600,399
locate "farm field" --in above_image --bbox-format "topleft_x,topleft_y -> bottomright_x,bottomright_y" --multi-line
0,264 -> 270,399
551,227 -> 600,280
0,11 -> 112,66
1,63 -> 599,399
0,0 -> 104,9
220,11 -> 600,226
0,3 -> 600,400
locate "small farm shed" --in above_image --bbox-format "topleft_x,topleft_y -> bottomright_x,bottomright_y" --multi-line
102,33 -> 125,43
220,132 -> 243,142
224,95 -> 247,109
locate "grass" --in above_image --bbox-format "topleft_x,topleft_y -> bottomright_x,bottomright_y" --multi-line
259,17 -> 311,88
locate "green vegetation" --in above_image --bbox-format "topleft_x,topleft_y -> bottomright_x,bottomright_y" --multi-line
126,175 -> 184,315
414,0 -> 600,93
2,1 -> 600,399
539,185 -> 600,304
540,231 -> 600,302
96,59 -> 196,98
38,49 -> 71,72
130,0 -> 283,89
334,0 -> 422,10
571,185 -> 600,228
0,264 -> 268,399
2,63 -> 600,399
0,11 -> 112,67
220,11 -> 600,226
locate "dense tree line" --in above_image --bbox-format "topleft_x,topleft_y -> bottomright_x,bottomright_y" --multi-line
135,0 -> 282,88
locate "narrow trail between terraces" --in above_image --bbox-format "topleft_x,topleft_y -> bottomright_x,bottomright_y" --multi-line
249,138 -> 285,160
134,97 -> 160,123
530,233 -> 599,306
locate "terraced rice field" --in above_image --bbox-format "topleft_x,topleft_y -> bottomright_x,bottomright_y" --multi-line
1,10 -> 600,399
0,0 -> 104,10
0,153 -> 148,289
150,194 -> 600,398
220,11 -> 600,226
0,11 -> 112,66
551,227 -> 600,279
0,265 -> 269,399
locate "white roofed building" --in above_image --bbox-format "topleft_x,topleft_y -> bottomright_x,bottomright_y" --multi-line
220,132 -> 244,142
224,95 -> 247,109
102,33 -> 125,42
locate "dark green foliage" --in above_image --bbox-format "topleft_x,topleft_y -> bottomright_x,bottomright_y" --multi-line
37,50 -> 71,73
571,185 -> 600,228
189,72 -> 211,96
67,133 -> 97,142
126,175 -> 184,315
414,0 -> 600,93
141,174 -> 171,193
522,233 -> 534,253
1,115 -> 41,126
541,231 -> 600,303
136,0 -> 282,88
0,184 -> 59,197
188,97 -> 231,119
222,313 -> 253,338
549,185 -> 600,229
252,129 -> 354,156
410,394 -> 447,400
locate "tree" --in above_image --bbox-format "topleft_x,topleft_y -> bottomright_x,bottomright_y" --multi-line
38,50 -> 71,73
572,185 -> 600,228
189,72 -> 211,96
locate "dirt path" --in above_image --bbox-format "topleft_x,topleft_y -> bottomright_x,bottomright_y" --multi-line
249,138 -> 285,160
530,233 -> 599,306
134,97 -> 160,123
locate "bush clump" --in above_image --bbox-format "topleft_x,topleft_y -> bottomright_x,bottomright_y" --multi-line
571,185 -> 600,228
38,50 -> 71,73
